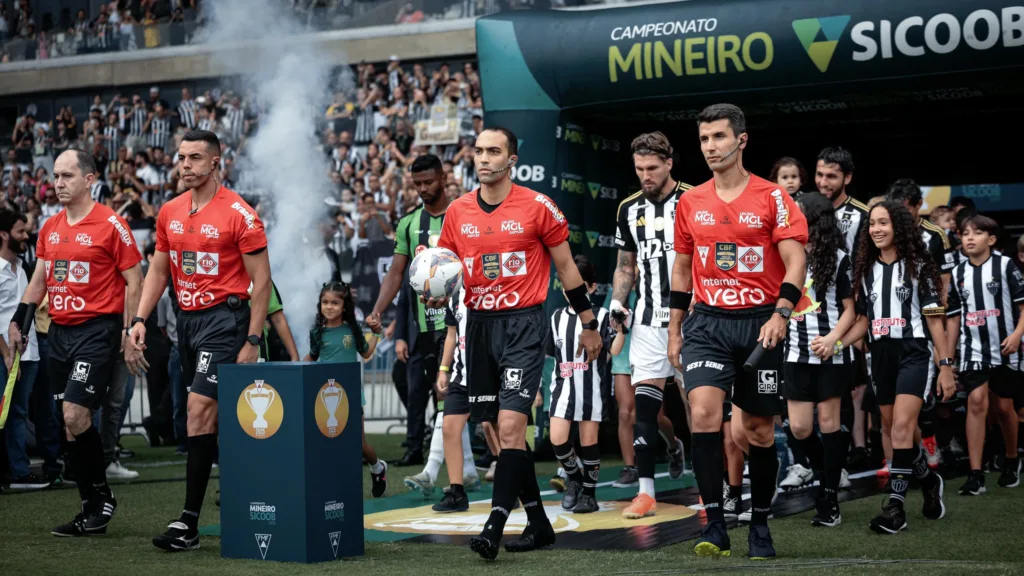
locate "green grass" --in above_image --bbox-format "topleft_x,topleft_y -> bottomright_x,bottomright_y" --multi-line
3,434 -> 1024,575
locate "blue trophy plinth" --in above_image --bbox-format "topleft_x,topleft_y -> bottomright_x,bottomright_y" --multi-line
218,361 -> 364,563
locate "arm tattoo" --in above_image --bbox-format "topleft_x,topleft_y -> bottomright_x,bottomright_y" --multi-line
612,251 -> 636,303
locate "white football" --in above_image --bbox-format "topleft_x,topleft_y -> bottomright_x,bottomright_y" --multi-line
409,247 -> 463,299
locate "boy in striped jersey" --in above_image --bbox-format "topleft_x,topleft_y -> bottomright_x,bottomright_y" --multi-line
546,255 -> 623,513
425,283 -> 484,512
784,193 -> 858,527
853,200 -> 956,534
945,215 -> 1024,494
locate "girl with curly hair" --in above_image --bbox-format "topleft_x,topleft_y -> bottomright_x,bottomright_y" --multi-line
852,200 -> 955,534
304,282 -> 387,497
783,192 -> 858,527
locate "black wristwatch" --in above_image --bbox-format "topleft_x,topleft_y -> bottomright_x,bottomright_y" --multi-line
582,318 -> 599,331
774,307 -> 793,320
939,358 -> 955,368
247,334 -> 262,347
125,316 -> 145,336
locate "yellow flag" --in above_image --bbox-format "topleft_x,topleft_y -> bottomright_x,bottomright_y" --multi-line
0,352 -> 21,429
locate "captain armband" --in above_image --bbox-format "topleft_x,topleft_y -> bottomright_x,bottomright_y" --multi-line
921,304 -> 946,317
670,291 -> 692,311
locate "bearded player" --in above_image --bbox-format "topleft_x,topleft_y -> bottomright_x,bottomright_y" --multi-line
431,127 -> 602,561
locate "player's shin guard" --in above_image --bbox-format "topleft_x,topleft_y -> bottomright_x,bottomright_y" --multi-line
822,431 -> 846,502
480,449 -> 527,543
890,448 -> 915,507
634,384 -> 663,496
692,431 -> 726,525
748,443 -> 779,526
580,444 -> 601,498
181,433 -> 217,530
552,441 -> 583,484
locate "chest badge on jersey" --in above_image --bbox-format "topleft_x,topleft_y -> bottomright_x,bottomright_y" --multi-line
715,243 -> 737,271
987,281 -> 1001,295
501,252 -> 527,277
738,247 -> 764,273
895,284 -> 911,303
69,262 -> 90,283
53,260 -> 69,282
197,252 -> 219,275
182,251 -> 197,275
482,254 -> 500,280
342,335 -> 354,349
839,215 -> 853,233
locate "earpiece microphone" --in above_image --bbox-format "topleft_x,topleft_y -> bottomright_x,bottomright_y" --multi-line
717,137 -> 747,163
188,162 -> 218,215
489,159 -> 515,175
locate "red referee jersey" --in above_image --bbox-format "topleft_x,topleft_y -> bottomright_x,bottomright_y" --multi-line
156,186 -> 267,311
437,184 -> 568,311
674,175 -> 808,309
37,203 -> 142,325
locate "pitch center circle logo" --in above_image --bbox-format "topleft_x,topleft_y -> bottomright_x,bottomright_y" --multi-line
236,380 -> 283,439
315,379 -> 350,438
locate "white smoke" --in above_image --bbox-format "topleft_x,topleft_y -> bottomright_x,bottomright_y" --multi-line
199,0 -> 350,356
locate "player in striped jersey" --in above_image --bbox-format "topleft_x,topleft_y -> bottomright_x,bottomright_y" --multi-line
853,200 -> 955,534
424,283 -> 483,512
886,179 -> 956,469
610,132 -> 691,519
546,255 -> 623,513
945,215 -> 1024,494
783,193 -> 858,527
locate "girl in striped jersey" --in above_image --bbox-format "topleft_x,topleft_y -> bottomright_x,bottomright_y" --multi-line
945,215 -> 1024,494
783,193 -> 858,527
422,283 -> 483,513
546,255 -> 623,513
852,200 -> 956,534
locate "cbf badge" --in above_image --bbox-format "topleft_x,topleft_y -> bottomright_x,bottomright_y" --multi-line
237,380 -> 283,439
482,254 -> 500,280
181,251 -> 197,275
53,260 -> 69,282
715,243 -> 736,271
315,379 -> 349,438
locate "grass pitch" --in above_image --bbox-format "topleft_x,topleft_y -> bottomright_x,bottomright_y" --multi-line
2,434 -> 1023,576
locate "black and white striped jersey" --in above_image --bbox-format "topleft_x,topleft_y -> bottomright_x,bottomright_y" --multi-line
444,285 -> 468,387
920,219 -> 956,275
148,114 -> 171,150
178,99 -> 197,130
197,117 -> 214,132
835,196 -> 868,257
128,107 -> 147,137
103,125 -> 121,160
545,306 -> 612,422
786,249 -> 854,364
856,259 -> 944,342
225,106 -> 245,140
946,254 -> 1024,369
614,181 -> 692,327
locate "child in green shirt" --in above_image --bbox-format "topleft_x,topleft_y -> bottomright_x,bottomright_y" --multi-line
304,281 -> 387,497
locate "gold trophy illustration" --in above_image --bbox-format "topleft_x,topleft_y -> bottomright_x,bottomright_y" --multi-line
245,381 -> 275,435
320,379 -> 343,434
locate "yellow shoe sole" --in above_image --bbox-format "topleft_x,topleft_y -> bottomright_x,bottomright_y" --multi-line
694,541 -> 731,557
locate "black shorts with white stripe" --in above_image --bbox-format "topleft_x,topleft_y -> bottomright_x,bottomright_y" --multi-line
868,338 -> 931,405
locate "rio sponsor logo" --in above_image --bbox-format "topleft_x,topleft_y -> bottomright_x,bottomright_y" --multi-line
231,201 -> 257,229
738,246 -> 764,273
107,215 -> 134,247
501,252 -> 527,277
170,220 -> 185,234
324,500 -> 345,521
700,277 -> 767,307
249,501 -> 277,524
534,194 -> 566,224
609,19 -> 772,83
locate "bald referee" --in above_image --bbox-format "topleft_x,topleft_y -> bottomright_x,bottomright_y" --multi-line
129,130 -> 271,551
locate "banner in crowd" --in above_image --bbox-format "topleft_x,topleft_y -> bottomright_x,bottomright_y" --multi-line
477,0 -> 1024,112
413,102 -> 461,147
352,240 -> 398,326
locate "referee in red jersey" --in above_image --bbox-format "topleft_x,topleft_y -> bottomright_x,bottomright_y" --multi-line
668,104 -> 808,559
431,127 -> 601,560
7,150 -> 144,536
129,130 -> 271,551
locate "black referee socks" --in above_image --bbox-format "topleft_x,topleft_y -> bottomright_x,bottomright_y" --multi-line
73,426 -> 110,504
518,449 -> 549,528
634,385 -> 663,482
181,433 -> 218,530
748,443 -> 778,526
480,449 -> 527,543
691,432 -> 725,525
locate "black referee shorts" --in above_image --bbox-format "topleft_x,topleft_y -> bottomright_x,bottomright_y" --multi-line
681,303 -> 782,418
868,338 -> 931,406
465,305 -> 547,424
784,362 -> 853,404
178,302 -> 250,401
49,315 -> 122,411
